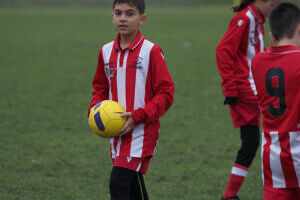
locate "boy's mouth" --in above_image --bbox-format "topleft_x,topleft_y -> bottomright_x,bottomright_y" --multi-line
118,24 -> 128,28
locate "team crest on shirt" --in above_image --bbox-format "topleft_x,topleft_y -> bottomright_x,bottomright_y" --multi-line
128,56 -> 143,70
238,19 -> 244,26
104,62 -> 115,79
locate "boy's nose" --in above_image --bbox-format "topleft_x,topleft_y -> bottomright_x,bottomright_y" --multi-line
120,14 -> 127,21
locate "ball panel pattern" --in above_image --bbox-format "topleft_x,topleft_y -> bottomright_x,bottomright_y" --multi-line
94,111 -> 105,131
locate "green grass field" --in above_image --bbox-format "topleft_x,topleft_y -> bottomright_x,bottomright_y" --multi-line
0,7 -> 265,200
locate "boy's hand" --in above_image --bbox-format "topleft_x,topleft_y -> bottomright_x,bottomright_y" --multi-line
224,96 -> 238,105
120,112 -> 135,136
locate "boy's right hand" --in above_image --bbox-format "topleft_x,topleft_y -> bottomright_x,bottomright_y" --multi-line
224,97 -> 238,105
119,112 -> 135,136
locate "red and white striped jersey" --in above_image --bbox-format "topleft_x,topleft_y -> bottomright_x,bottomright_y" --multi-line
252,45 -> 300,188
216,4 -> 265,98
89,31 -> 174,158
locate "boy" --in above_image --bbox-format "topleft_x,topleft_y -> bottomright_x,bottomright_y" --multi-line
252,2 -> 300,200
88,0 -> 174,199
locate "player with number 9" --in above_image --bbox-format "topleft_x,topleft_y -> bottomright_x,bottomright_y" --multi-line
252,2 -> 300,200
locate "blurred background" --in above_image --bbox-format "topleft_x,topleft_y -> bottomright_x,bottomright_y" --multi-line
1,0 -> 299,200
0,0 -> 229,8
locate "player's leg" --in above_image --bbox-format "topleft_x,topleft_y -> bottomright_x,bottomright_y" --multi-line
222,97 -> 260,199
110,166 -> 136,200
235,125 -> 260,166
131,172 -> 149,200
222,125 -> 260,199
110,157 -> 151,200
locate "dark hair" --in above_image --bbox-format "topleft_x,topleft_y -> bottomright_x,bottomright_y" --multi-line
269,2 -> 300,41
113,0 -> 145,14
232,0 -> 256,12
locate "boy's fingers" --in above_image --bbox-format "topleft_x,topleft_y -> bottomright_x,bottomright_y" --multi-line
120,120 -> 130,135
119,123 -> 134,136
121,112 -> 131,117
120,127 -> 129,136
120,126 -> 125,133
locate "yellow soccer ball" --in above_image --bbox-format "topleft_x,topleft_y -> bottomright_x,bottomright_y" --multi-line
88,100 -> 127,138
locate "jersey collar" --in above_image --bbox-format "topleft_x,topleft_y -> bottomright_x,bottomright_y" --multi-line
113,30 -> 144,51
248,4 -> 265,24
267,45 -> 300,54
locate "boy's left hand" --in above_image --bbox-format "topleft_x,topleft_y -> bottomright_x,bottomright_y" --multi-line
120,112 -> 135,136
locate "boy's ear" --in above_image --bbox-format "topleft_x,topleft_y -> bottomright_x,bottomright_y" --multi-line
297,24 -> 300,36
270,32 -> 278,44
139,14 -> 146,26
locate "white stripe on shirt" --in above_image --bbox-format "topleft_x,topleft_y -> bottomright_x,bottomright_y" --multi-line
289,131 -> 300,187
102,42 -> 113,101
246,10 -> 258,95
130,39 -> 154,157
102,42 -> 115,158
270,131 -> 286,188
117,51 -> 127,110
261,131 -> 266,185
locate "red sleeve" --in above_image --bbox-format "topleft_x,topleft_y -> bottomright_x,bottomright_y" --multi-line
88,48 -> 109,116
131,45 -> 175,124
216,14 -> 249,97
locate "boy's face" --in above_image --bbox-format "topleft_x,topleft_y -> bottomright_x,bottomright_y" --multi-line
112,3 -> 146,37
259,0 -> 282,18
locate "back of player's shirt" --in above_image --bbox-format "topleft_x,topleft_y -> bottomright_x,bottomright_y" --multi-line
252,45 -> 300,188
253,45 -> 300,134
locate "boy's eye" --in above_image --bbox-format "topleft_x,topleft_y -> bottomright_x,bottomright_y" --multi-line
127,12 -> 135,16
114,11 -> 121,16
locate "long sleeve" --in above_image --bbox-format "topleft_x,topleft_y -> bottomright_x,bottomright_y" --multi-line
131,45 -> 174,124
88,48 -> 109,116
216,14 -> 249,97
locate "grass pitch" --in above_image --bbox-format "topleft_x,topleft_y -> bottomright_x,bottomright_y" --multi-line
0,7 -> 264,200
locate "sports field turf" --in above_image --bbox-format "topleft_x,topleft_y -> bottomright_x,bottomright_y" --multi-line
0,7 -> 266,199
